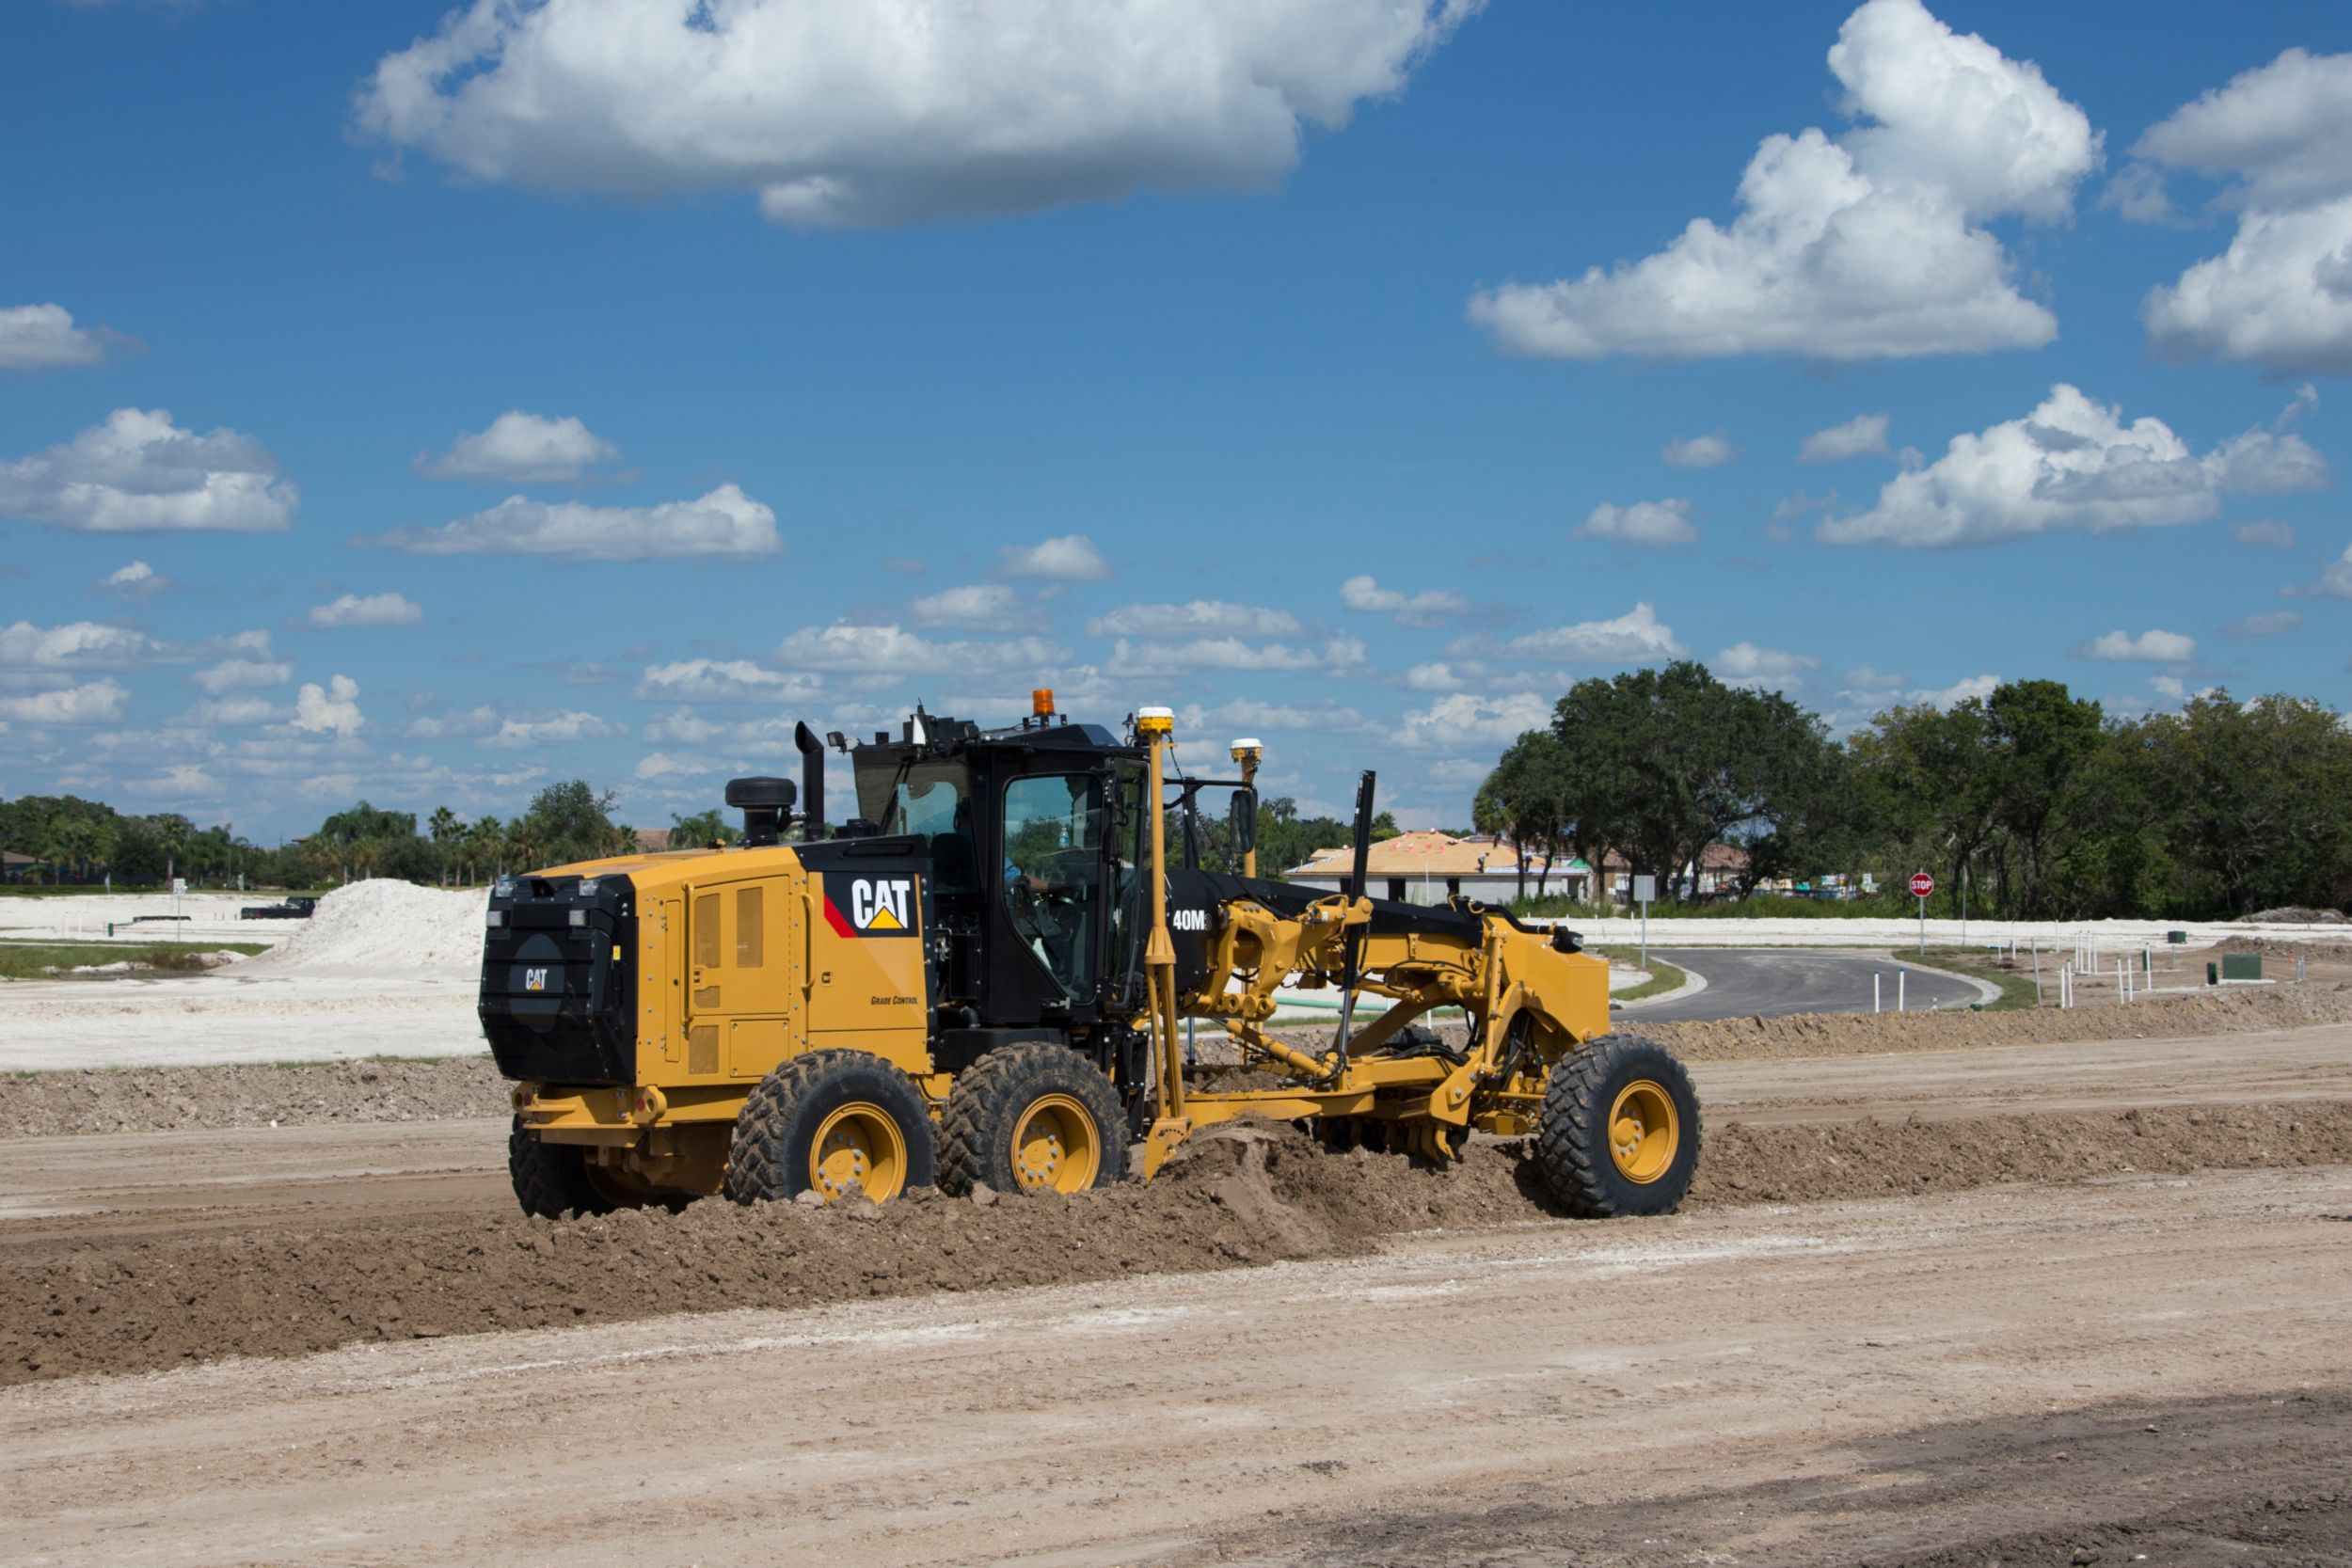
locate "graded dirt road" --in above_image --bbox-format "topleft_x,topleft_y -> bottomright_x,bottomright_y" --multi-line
5,1166 -> 2347,1567
8,1022 -> 2344,1249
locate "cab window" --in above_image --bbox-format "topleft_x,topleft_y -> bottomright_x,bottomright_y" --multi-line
1001,772 -> 1105,996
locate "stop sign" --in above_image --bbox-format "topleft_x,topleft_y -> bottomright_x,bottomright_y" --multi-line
1909,872 -> 1936,899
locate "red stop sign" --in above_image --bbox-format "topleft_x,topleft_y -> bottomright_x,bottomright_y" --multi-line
1909,872 -> 1936,898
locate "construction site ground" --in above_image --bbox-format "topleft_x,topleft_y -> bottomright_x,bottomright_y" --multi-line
5,988 -> 2351,1566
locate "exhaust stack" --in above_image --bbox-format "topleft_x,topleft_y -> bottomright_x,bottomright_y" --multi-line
794,721 -> 825,840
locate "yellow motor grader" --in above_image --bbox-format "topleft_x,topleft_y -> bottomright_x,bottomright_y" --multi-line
485,696 -> 1698,1216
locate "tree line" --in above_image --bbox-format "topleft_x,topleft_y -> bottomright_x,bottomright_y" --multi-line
0,781 -> 655,891
1475,661 -> 2352,921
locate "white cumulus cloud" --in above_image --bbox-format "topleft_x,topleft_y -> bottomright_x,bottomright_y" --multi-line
0,621 -> 155,671
0,679 -> 128,725
775,623 -> 1066,675
2290,544 -> 2352,600
0,303 -> 135,372
1087,600 -> 1301,638
95,561 -> 170,598
416,411 -> 619,483
369,483 -> 778,560
2130,49 -> 2352,374
290,675 -> 365,738
1714,642 -> 1820,686
0,408 -> 295,532
1107,636 -> 1365,677
1339,575 -> 1470,626
1472,602 -> 1685,663
1799,413 -> 1893,463
911,584 -> 1020,630
1661,432 -> 1739,468
1574,499 -> 1699,547
1393,691 -> 1551,752
2074,628 -> 2196,662
996,533 -> 1112,581
1818,384 -> 2328,548
631,659 -> 826,704
192,657 -> 293,695
478,710 -> 622,750
356,0 -> 1479,229
1469,0 -> 2095,362
307,592 -> 424,628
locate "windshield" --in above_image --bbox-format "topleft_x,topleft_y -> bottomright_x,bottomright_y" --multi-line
859,757 -> 971,840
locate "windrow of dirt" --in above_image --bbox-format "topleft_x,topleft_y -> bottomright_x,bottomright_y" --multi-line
6,982 -> 2347,1137
10,1101 -> 2352,1387
0,1055 -> 507,1137
1644,979 -> 2352,1060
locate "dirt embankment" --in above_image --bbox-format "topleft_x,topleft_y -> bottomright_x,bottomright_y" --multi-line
1645,979 -> 2352,1060
7,983 -> 2348,1138
0,1056 -> 506,1137
11,1101 -> 2352,1387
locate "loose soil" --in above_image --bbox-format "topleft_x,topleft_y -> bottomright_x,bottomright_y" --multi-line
7,1167 -> 2347,1568
1258,1388 -> 2352,1568
6,981 -> 2347,1137
9,1101 -> 2352,1387
0,1054 -> 507,1136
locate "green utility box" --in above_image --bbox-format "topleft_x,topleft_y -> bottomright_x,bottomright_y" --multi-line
2220,953 -> 2264,982
2168,930 -> 2188,945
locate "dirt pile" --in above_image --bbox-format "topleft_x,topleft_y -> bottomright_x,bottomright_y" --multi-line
1646,980 -> 2352,1061
10,1102 -> 2352,1387
0,1056 -> 506,1138
2242,906 -> 2348,925
1691,1101 -> 2352,1204
239,879 -> 486,979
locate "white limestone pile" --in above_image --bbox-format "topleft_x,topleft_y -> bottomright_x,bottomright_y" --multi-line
240,879 -> 489,980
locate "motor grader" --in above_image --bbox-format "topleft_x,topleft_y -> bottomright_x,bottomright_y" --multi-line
484,696 -> 1699,1216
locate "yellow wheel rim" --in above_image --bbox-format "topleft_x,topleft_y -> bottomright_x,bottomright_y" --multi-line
1009,1093 -> 1101,1194
809,1101 -> 909,1203
1608,1080 -> 1679,1185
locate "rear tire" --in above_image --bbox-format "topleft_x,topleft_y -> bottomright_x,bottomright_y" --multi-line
939,1041 -> 1128,1196
508,1116 -> 613,1218
1534,1033 -> 1700,1218
724,1050 -> 937,1205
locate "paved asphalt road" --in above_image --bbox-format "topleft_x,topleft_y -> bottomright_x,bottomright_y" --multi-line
1627,948 -> 1992,1022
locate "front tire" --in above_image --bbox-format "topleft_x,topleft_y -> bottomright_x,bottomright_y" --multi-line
724,1050 -> 937,1205
939,1041 -> 1128,1196
1534,1033 -> 1700,1217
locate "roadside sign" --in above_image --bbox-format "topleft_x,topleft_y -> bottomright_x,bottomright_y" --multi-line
1909,872 -> 1931,955
1631,874 -> 1656,903
1908,872 -> 1934,898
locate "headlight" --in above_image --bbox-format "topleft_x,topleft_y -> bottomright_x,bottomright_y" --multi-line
578,878 -> 600,896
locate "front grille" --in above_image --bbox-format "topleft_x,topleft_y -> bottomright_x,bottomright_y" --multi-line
479,875 -> 637,1084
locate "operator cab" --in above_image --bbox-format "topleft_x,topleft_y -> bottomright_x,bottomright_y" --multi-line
833,696 -> 1260,1039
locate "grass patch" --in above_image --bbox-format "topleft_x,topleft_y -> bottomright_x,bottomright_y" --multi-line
1911,946 -> 2044,1011
1590,946 -> 1688,1003
0,941 -> 269,981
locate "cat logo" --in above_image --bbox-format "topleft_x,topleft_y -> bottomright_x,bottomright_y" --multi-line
823,876 -> 918,939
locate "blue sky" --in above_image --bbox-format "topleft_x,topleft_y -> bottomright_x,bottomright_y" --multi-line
3,0 -> 2348,842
